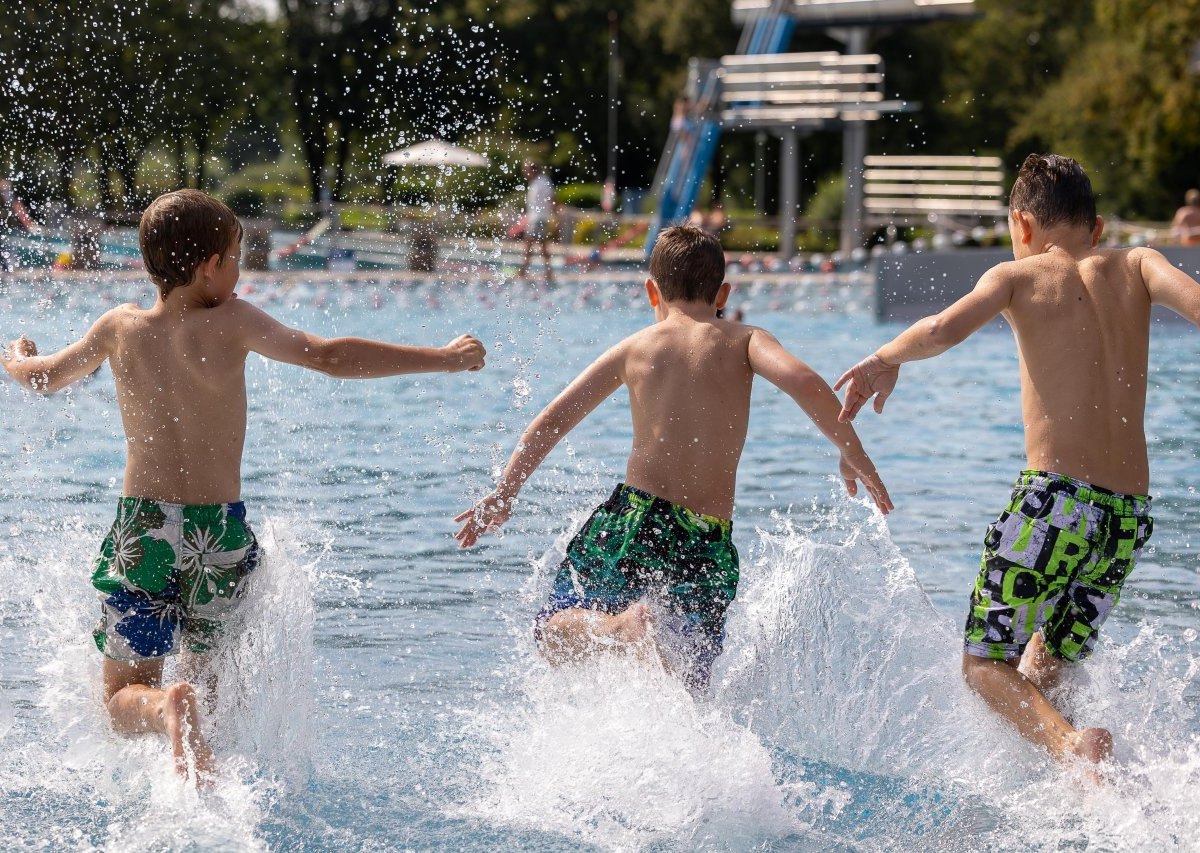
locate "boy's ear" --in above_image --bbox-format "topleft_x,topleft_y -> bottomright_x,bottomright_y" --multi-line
1091,215 -> 1105,247
645,278 -> 660,307
199,252 -> 222,279
1012,210 -> 1034,246
714,281 -> 732,310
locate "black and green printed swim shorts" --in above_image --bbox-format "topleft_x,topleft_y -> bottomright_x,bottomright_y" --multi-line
536,483 -> 740,686
964,470 -> 1153,663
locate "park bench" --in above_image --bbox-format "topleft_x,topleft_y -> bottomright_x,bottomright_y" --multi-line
862,154 -> 1006,227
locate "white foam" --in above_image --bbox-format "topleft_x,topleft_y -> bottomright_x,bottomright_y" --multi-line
466,488 -> 1200,850
0,514 -> 318,850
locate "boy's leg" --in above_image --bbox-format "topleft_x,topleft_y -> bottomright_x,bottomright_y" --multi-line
961,652 -> 1110,763
1020,630 -> 1065,693
538,602 -> 655,664
540,238 -> 554,284
102,657 -> 216,780
517,236 -> 534,277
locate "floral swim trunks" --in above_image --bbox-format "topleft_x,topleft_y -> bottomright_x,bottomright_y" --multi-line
964,470 -> 1153,663
91,497 -> 261,661
536,483 -> 740,688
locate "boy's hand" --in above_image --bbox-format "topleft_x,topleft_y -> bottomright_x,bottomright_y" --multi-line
3,336 -> 37,362
442,334 -> 486,372
454,490 -> 513,548
839,451 -> 893,515
834,355 -> 899,422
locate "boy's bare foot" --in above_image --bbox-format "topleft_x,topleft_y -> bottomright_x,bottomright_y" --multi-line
538,601 -> 657,663
608,601 -> 654,647
1067,726 -> 1113,764
161,683 -> 216,783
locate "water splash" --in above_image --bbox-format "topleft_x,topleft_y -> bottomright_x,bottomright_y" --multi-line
0,514 -> 318,850
463,488 -> 1200,851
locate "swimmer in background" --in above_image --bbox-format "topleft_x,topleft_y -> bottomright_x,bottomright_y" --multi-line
456,224 -> 891,689
1170,189 -> 1200,246
2,190 -> 485,783
836,154 -> 1200,771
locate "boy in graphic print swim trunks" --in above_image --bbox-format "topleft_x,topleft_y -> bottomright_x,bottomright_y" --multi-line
2,189 -> 486,781
836,154 -> 1200,769
456,224 -> 892,688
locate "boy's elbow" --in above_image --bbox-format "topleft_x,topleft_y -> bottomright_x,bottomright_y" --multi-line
306,339 -> 343,376
925,315 -> 963,348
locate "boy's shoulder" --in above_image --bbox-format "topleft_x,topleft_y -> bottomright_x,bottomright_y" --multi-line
95,302 -> 142,333
628,316 -> 757,347
1002,246 -> 1143,279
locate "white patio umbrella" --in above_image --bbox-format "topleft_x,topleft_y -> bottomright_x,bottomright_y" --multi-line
382,139 -> 489,169
381,139 -> 490,272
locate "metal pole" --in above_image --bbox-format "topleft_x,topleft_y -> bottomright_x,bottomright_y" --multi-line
604,10 -> 619,211
839,26 -> 869,255
754,131 -> 766,215
779,129 -> 799,260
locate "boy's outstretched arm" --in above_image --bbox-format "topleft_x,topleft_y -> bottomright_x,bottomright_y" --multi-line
2,310 -> 118,393
455,344 -> 626,547
834,266 -> 1014,422
1138,247 -> 1200,325
232,300 -> 484,375
748,328 -> 893,514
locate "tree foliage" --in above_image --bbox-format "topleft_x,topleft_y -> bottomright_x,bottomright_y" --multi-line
1,0 -> 1198,218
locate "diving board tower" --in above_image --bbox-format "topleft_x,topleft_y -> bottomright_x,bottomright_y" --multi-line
646,0 -> 977,258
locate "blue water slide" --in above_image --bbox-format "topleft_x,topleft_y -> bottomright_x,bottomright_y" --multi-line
644,12 -> 796,257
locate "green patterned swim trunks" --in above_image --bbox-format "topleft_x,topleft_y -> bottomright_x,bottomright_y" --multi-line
91,497 -> 260,661
536,483 -> 739,687
964,470 -> 1152,663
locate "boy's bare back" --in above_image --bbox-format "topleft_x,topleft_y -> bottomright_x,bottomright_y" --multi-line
617,313 -> 755,519
1001,247 -> 1153,495
106,299 -> 253,505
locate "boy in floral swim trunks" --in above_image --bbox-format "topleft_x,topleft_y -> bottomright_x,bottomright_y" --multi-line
455,224 -> 891,688
2,189 -> 485,781
836,154 -> 1200,769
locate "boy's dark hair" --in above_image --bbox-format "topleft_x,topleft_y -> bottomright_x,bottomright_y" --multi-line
139,189 -> 243,298
649,224 -> 726,303
1008,154 -> 1097,230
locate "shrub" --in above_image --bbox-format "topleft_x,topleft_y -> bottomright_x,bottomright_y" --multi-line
224,188 -> 266,218
557,183 -> 605,210
721,224 -> 779,252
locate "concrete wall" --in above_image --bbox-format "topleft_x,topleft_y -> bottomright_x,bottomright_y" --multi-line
873,246 -> 1200,324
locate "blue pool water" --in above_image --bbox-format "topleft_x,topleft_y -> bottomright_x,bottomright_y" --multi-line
2,273 -> 1199,850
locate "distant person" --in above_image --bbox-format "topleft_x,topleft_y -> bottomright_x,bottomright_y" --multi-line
456,224 -> 891,690
2,189 -> 486,783
517,161 -> 555,284
704,202 -> 728,236
1171,189 -> 1200,246
0,177 -> 38,271
836,154 -> 1200,772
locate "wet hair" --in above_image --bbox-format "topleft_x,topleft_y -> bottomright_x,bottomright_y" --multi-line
1186,189 -> 1200,207
649,224 -> 726,304
1008,154 -> 1097,230
139,189 -> 243,298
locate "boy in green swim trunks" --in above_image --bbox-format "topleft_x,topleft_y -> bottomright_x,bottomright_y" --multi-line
836,154 -> 1200,769
2,189 -> 486,781
455,224 -> 891,688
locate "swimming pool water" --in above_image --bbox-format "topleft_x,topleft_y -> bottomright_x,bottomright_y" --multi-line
2,274 -> 1199,850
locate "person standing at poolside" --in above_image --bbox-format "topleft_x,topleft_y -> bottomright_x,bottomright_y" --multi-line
2,189 -> 485,783
517,161 -> 556,284
1171,189 -> 1200,246
836,154 -> 1200,769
